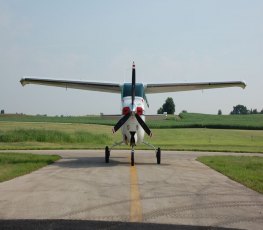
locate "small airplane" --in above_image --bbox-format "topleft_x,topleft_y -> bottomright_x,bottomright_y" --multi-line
20,62 -> 246,166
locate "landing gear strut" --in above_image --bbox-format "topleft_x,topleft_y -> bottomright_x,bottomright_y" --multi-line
104,141 -> 124,164
143,141 -> 161,165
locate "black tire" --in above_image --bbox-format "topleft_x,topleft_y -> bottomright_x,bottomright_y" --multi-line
156,147 -> 161,164
131,150 -> 134,166
105,146 -> 110,163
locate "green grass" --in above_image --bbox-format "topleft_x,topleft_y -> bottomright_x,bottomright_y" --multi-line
197,156 -> 263,193
1,122 -> 263,152
0,153 -> 61,182
148,113 -> 263,129
0,114 -> 116,126
0,122 -> 118,150
146,128 -> 263,153
0,129 -> 111,144
1,113 -> 263,130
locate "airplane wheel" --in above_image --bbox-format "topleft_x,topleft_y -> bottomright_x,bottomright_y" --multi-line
105,146 -> 110,163
156,147 -> 161,164
131,150 -> 134,166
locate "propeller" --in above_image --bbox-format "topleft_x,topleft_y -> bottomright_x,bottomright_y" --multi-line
112,113 -> 131,133
131,62 -> 136,109
135,113 -> 152,137
112,62 -> 152,137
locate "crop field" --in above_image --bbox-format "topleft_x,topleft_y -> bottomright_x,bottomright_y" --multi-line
1,113 -> 263,130
151,113 -> 263,129
0,121 -> 263,152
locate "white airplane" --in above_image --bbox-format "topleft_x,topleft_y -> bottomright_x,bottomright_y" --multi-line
20,62 -> 246,166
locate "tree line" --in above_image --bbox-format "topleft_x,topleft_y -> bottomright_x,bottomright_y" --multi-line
229,105 -> 263,115
157,98 -> 263,115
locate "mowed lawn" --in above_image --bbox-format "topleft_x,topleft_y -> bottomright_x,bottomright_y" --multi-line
0,153 -> 61,182
1,122 -> 263,152
146,128 -> 263,153
197,156 -> 263,194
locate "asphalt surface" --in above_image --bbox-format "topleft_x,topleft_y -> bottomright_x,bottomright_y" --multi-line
0,150 -> 262,230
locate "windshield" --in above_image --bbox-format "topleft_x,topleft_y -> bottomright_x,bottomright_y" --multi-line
122,83 -> 144,98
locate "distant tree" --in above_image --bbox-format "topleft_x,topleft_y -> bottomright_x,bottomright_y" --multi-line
218,109 -> 222,115
252,109 -> 258,114
157,107 -> 163,114
157,97 -> 175,114
0,110 -> 4,115
181,110 -> 187,113
230,105 -> 249,115
261,109 -> 263,114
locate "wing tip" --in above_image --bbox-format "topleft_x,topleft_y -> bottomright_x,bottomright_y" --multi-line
240,81 -> 247,89
20,78 -> 26,86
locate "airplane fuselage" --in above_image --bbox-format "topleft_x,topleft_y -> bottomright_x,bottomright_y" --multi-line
121,96 -> 145,145
121,83 -> 146,145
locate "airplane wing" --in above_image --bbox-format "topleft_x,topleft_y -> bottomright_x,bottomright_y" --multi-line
20,78 -> 121,93
144,81 -> 246,94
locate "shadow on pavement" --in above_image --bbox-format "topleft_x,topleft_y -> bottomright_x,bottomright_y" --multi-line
54,157 -> 170,168
0,220 -> 241,230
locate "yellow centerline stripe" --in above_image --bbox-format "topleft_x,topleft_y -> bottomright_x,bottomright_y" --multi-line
130,165 -> 143,222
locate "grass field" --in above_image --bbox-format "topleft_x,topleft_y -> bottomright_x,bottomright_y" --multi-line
0,122 -> 118,149
1,121 -> 263,152
197,156 -> 263,194
1,116 -> 262,190
1,113 -> 263,130
0,153 -> 61,182
149,113 -> 263,129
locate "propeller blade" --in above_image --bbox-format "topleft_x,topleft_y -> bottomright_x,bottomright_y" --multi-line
112,113 -> 131,133
131,62 -> 136,108
135,114 -> 152,137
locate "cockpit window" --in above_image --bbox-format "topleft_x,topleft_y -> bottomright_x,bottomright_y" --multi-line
122,83 -> 144,98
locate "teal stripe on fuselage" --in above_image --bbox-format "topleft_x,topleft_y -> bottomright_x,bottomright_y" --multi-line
121,83 -> 144,98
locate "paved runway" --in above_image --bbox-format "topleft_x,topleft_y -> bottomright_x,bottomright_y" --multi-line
0,150 -> 262,229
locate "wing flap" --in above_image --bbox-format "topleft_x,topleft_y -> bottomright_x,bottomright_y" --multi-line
20,78 -> 121,93
145,81 -> 246,94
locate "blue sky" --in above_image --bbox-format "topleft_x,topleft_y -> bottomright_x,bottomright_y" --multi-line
0,0 -> 262,115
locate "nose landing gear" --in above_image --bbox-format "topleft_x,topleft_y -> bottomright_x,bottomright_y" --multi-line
131,149 -> 135,166
156,147 -> 161,164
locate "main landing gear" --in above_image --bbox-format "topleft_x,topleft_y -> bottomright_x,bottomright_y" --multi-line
105,146 -> 110,163
105,143 -> 161,166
